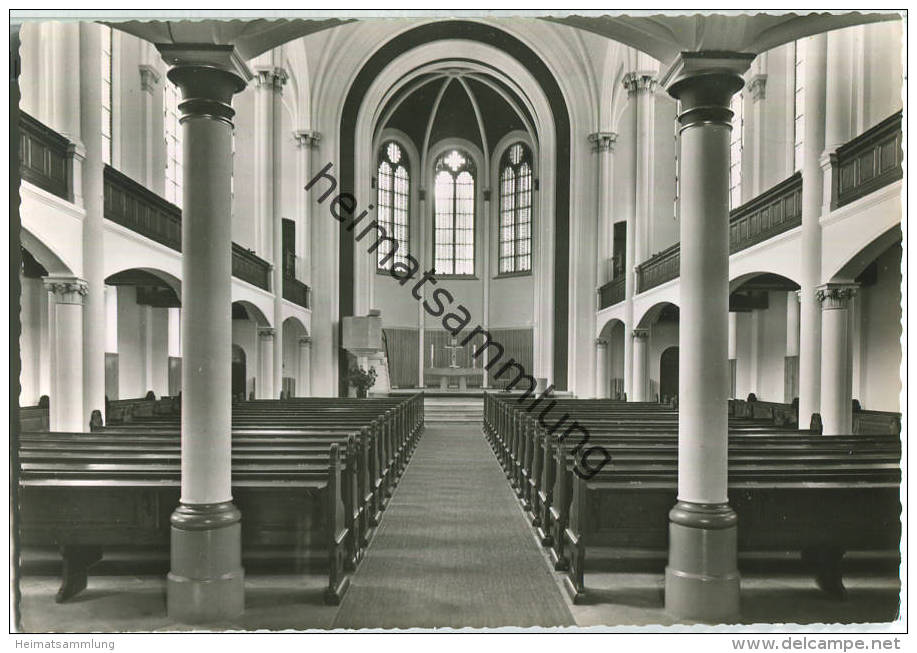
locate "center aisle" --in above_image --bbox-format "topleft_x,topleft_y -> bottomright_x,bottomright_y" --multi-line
332,420 -> 575,629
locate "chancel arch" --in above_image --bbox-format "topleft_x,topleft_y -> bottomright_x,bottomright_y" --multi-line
342,24 -> 569,394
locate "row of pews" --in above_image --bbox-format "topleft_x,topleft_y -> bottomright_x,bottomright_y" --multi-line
17,394 -> 425,605
483,394 -> 901,604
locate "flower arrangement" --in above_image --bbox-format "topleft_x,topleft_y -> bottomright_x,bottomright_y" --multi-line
349,365 -> 377,398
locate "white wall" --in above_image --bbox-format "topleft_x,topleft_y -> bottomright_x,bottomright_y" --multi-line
19,275 -> 43,406
648,320 -> 678,397
232,317 -> 259,397
857,243 -> 902,411
757,292 -> 789,402
116,286 -> 143,398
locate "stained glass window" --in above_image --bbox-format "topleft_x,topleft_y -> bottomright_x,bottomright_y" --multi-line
376,141 -> 410,269
434,150 -> 475,275
498,143 -> 533,273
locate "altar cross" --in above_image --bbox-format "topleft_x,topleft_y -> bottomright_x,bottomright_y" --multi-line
443,337 -> 464,369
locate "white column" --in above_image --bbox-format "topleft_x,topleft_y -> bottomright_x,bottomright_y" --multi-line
257,326 -> 276,399
159,44 -> 248,622
79,23 -> 107,426
254,65 -> 288,399
797,34 -> 828,429
786,291 -> 800,357
293,131 -> 320,285
39,287 -> 51,399
297,336 -> 312,397
44,277 -> 87,431
594,338 -> 608,399
139,65 -> 161,187
142,304 -> 154,394
168,307 -> 181,357
728,311 -> 738,399
620,116 -> 636,400
662,52 -> 753,622
624,72 -> 657,263
589,132 -> 617,283
748,73 -> 767,196
817,284 -> 858,435
631,328 -> 648,401
748,309 -> 761,396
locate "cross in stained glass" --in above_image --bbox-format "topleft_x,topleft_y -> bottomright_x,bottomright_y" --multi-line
444,150 -> 466,172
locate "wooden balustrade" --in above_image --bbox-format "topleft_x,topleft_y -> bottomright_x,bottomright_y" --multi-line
104,165 -> 182,250
597,276 -> 625,309
832,111 -> 903,209
103,165 -> 272,292
729,172 -> 802,254
636,242 -> 680,293
283,276 -> 311,309
19,112 -> 72,201
232,243 -> 272,291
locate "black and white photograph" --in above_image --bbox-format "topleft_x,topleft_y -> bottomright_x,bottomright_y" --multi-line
7,5 -> 908,643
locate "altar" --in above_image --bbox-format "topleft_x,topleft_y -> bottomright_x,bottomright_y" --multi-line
425,366 -> 485,391
424,336 -> 485,391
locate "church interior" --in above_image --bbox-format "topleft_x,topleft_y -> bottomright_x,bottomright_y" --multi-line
11,13 -> 905,632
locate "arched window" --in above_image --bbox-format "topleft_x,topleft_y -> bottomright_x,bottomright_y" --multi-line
433,149 -> 475,276
498,143 -> 533,274
728,93 -> 744,209
164,81 -> 182,208
376,141 -> 410,269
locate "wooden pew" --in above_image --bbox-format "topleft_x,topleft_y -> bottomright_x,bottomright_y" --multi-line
18,436 -> 352,605
17,393 -> 425,604
560,447 -> 901,603
482,393 -> 902,604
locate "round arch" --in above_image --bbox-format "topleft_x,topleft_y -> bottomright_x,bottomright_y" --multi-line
827,224 -> 902,283
104,267 -> 182,300
232,300 -> 271,327
637,300 -> 680,329
20,227 -> 74,276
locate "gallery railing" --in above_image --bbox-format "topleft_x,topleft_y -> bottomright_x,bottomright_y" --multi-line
729,172 -> 802,254
831,110 -> 903,210
19,112 -> 72,201
283,276 -> 311,309
597,276 -> 625,309
102,165 -> 272,292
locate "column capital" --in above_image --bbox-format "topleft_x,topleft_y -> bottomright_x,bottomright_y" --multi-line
815,283 -> 858,310
588,131 -> 617,153
623,72 -> 657,97
157,44 -> 250,126
595,338 -> 608,347
632,328 -> 649,340
293,130 -> 321,149
418,189 -> 427,202
253,66 -> 289,92
661,52 -> 756,129
139,64 -> 161,92
258,326 -> 277,339
299,335 -> 312,346
43,276 -> 88,304
483,189 -> 492,202
748,73 -> 767,102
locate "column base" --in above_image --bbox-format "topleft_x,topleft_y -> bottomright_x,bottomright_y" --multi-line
167,501 -> 245,624
664,501 -> 740,623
